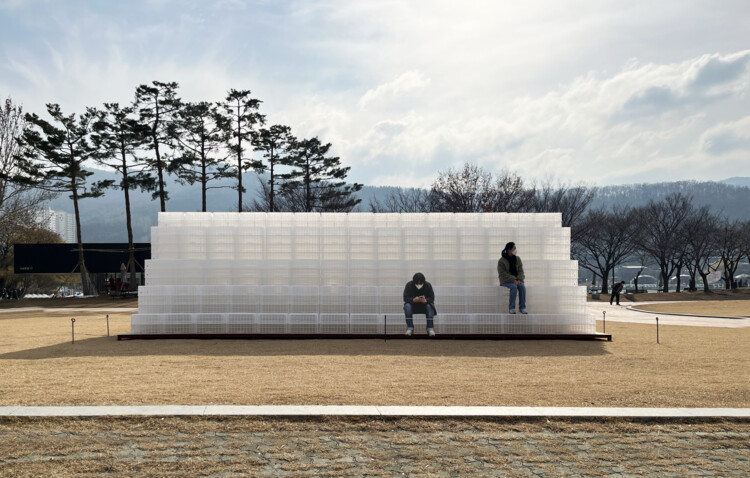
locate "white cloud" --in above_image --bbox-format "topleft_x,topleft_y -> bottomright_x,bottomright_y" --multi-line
2,1 -> 750,188
358,70 -> 431,109
700,116 -> 750,155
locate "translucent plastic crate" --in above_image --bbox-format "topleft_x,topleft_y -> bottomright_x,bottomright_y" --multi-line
256,313 -> 287,334
433,261 -> 467,286
226,313 -> 255,334
467,286 -> 502,314
292,228 -> 320,260
402,228 -> 431,260
287,313 -> 317,334
194,313 -> 227,333
349,261 -> 379,286
320,230 -> 348,261
230,285 -> 260,313
437,314 -> 473,334
290,260 -> 320,286
131,314 -> 165,334
433,286 -> 467,314
377,262 -> 405,287
378,286 -> 405,315
264,260 -> 292,286
161,313 -> 195,334
260,286 -> 289,313
349,227 -> 376,260
265,227 -> 294,260
289,286 -> 319,314
472,314 -> 505,334
319,286 -> 349,314
171,286 -> 201,314
349,286 -> 379,314
200,286 -> 232,313
318,314 -> 349,334
320,261 -> 349,286
350,314 -> 383,334
232,262 -> 263,285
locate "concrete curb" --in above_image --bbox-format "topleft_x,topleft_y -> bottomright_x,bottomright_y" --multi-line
625,305 -> 748,320
1,406 -> 748,418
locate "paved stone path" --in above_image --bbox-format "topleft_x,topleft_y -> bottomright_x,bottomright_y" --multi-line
1,417 -> 748,476
588,302 -> 750,328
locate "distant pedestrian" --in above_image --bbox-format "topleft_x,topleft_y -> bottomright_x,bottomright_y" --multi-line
610,281 -> 625,305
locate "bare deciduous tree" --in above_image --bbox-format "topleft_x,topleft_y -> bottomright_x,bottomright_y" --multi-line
635,193 -> 694,293
575,207 -> 641,294
430,163 -> 535,212
369,188 -> 437,213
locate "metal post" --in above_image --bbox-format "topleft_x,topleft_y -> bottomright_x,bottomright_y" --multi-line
71,318 -> 76,344
656,317 -> 659,344
106,314 -> 110,337
603,310 -> 606,333
384,314 -> 387,342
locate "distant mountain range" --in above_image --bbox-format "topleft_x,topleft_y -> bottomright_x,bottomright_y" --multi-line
46,170 -> 750,243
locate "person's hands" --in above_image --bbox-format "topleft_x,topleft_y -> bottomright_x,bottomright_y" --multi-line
515,280 -> 521,286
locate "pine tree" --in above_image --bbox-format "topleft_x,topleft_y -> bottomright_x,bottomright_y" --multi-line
90,103 -> 154,290
218,89 -> 265,212
283,136 -> 362,212
15,104 -> 112,295
172,101 -> 233,212
252,124 -> 294,212
134,81 -> 181,212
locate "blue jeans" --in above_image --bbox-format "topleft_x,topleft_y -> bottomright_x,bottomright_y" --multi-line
404,302 -> 435,329
501,282 -> 526,311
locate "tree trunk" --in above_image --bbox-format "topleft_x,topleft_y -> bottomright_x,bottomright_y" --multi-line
600,269 -> 610,295
675,263 -> 682,292
121,145 -> 138,292
237,116 -> 243,213
699,271 -> 710,292
155,139 -> 166,212
71,176 -> 92,296
268,147 -> 276,212
201,142 -> 207,212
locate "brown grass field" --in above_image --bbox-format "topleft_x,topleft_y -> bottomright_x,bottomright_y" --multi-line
632,300 -> 750,318
0,309 -> 748,408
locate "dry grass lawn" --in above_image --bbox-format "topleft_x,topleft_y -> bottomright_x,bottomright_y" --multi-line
633,300 -> 750,318
0,310 -> 748,407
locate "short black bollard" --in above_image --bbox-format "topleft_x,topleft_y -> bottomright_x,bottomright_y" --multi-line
106,314 -> 110,337
656,316 -> 659,344
71,318 -> 76,344
603,310 -> 606,333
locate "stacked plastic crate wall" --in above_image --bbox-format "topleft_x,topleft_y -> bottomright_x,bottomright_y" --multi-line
132,212 -> 595,334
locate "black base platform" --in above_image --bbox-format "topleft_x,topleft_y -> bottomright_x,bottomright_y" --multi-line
118,333 -> 612,341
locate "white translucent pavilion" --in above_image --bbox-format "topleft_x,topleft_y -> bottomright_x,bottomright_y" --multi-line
129,212 -> 596,336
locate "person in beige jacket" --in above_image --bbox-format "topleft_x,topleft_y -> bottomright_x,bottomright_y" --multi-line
497,241 -> 527,314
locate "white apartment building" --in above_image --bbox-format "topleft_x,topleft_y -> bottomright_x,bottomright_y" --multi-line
38,208 -> 76,243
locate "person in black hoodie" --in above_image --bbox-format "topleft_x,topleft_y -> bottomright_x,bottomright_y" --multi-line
610,281 -> 625,305
403,272 -> 437,337
497,241 -> 527,314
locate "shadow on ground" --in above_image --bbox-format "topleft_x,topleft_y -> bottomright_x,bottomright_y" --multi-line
0,335 -> 611,360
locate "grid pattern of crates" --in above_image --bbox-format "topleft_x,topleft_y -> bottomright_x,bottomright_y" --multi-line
132,313 -> 594,335
131,212 -> 594,335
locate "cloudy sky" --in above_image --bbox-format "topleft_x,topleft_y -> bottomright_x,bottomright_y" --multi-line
2,0 -> 749,187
